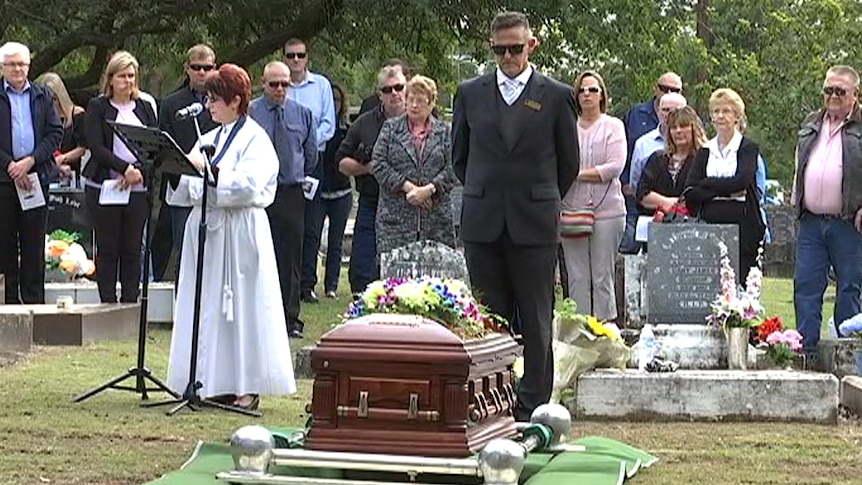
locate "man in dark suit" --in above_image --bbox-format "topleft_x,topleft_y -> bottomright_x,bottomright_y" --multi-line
153,44 -> 218,280
0,41 -> 63,304
451,12 -> 579,420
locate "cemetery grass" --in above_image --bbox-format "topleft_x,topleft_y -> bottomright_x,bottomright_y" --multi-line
0,278 -> 857,485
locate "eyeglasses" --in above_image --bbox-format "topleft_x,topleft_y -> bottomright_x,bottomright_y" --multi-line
491,44 -> 526,56
268,81 -> 290,88
657,83 -> 682,94
189,64 -> 215,72
2,62 -> 29,69
380,84 -> 405,94
284,52 -> 307,60
578,86 -> 602,94
823,86 -> 849,97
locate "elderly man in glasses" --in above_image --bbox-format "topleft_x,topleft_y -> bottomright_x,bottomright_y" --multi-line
793,65 -> 862,360
618,72 -> 683,254
154,44 -> 219,281
249,61 -> 317,339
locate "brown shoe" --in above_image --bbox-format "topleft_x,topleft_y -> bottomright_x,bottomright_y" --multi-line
233,394 -> 260,410
208,394 -> 237,404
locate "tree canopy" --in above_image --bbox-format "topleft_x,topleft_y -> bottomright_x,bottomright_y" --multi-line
3,0 -> 860,186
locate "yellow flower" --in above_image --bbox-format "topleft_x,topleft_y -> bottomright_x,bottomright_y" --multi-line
362,280 -> 386,309
586,315 -> 621,340
512,357 -> 524,380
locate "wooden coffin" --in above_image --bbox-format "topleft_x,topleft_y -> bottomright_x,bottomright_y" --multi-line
307,314 -> 520,457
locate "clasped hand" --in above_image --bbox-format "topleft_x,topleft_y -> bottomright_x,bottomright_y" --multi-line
404,182 -> 434,209
118,164 -> 142,190
7,156 -> 34,190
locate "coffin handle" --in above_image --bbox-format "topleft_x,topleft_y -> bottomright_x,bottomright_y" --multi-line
357,391 -> 369,418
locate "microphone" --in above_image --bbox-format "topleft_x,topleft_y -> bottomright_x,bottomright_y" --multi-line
175,102 -> 204,120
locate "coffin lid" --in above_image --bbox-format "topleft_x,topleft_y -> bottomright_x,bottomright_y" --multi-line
312,313 -> 518,367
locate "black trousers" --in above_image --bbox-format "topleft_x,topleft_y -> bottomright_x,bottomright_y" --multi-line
0,182 -> 48,304
85,187 -> 148,303
701,199 -> 765,284
464,230 -> 557,420
267,184 -> 305,332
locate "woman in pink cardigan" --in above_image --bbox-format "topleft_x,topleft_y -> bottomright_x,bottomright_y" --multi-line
560,70 -> 626,321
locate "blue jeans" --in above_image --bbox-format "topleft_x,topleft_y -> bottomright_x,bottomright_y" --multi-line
618,192 -> 641,254
794,212 -> 862,353
348,198 -> 378,294
322,195 -> 352,293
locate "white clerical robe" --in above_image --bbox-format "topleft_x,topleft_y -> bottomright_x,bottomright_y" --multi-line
166,116 -> 296,398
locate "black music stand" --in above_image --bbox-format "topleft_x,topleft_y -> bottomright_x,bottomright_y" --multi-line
73,123 -> 196,403
117,121 -> 260,417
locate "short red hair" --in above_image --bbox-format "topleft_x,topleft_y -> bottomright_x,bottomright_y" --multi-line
205,63 -> 252,115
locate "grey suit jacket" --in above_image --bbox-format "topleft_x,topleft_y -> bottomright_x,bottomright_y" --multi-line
451,71 -> 579,245
371,114 -> 458,253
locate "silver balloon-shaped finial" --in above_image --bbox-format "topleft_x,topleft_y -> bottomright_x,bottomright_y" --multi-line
530,403 -> 572,449
229,425 -> 275,475
479,438 -> 525,485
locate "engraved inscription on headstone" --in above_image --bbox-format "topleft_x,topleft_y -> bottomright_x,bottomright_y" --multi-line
647,224 -> 739,324
379,240 -> 468,282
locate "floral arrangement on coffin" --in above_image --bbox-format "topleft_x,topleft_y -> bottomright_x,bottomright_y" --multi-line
754,316 -> 803,367
45,229 -> 95,278
707,242 -> 764,329
345,277 -> 509,339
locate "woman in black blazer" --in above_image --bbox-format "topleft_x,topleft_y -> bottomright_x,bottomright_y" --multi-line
684,88 -> 765,283
83,51 -> 157,303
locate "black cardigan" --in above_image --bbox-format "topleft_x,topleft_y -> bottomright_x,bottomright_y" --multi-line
684,135 -> 760,214
82,95 -> 158,184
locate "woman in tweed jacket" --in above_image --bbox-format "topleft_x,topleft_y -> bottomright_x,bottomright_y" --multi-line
371,75 -> 458,254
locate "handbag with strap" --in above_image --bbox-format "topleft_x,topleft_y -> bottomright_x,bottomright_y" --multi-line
560,183 -> 612,239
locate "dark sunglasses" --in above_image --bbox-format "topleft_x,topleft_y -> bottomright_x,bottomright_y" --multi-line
657,83 -> 682,94
491,44 -> 525,56
823,86 -> 849,97
380,84 -> 405,94
268,81 -> 290,88
284,52 -> 307,60
189,64 -> 215,72
578,86 -> 602,94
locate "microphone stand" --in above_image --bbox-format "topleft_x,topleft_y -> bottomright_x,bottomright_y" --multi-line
143,116 -> 260,417
73,158 -> 179,403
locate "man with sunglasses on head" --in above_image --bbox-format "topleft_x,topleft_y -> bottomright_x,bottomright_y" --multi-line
451,12 -> 579,421
618,72 -> 683,254
249,61 -> 317,339
282,38 -> 336,305
338,66 -> 407,295
154,44 -> 219,281
793,65 -> 862,360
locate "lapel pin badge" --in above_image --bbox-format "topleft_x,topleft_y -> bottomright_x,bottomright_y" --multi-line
524,99 -> 542,111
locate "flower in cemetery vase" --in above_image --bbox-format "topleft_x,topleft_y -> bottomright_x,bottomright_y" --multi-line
45,229 -> 95,278
707,242 -> 764,330
764,329 -> 803,367
345,277 -> 509,339
838,314 -> 862,338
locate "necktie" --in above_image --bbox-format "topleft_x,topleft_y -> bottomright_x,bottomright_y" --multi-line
272,105 -> 284,152
502,79 -> 520,105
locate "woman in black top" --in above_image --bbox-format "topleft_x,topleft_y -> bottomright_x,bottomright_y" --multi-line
318,83 -> 352,298
684,88 -> 765,282
637,106 -> 707,215
83,51 -> 157,303
37,72 -> 87,184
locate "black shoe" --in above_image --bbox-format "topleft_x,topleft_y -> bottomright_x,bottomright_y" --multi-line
301,290 -> 319,303
288,328 -> 304,339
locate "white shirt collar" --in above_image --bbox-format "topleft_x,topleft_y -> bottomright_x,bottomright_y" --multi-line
707,130 -> 743,157
221,119 -> 238,135
496,65 -> 533,87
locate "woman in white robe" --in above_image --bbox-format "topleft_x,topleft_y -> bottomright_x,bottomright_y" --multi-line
166,64 -> 295,410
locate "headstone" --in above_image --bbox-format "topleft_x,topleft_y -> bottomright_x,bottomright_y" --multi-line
0,303 -> 140,346
0,310 -> 32,360
647,224 -> 739,325
379,240 -> 468,281
764,205 -> 796,277
47,188 -> 95,258
0,274 -> 5,305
